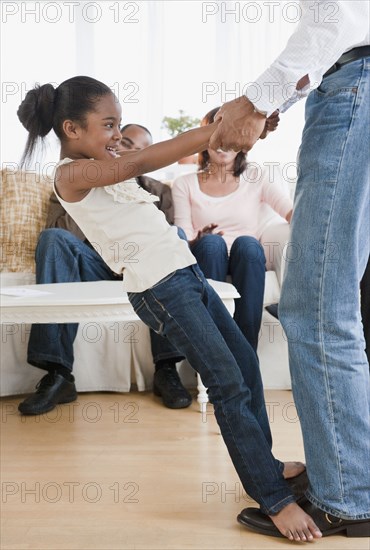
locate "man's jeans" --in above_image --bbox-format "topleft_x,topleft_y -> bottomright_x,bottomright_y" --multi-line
27,229 -> 182,370
191,234 -> 266,351
128,264 -> 295,514
280,58 -> 370,519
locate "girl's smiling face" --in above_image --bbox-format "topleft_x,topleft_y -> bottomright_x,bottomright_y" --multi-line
74,93 -> 122,160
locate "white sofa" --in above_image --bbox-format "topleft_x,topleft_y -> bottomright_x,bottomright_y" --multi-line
0,167 -> 291,397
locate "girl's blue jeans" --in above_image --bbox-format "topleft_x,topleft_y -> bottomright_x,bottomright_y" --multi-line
27,228 -> 182,370
191,234 -> 266,351
279,58 -> 370,519
128,264 -> 295,514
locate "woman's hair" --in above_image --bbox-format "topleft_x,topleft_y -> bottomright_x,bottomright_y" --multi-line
198,106 -> 247,177
17,76 -> 113,166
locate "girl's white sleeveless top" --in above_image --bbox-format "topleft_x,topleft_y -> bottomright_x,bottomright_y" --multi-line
53,158 -> 195,292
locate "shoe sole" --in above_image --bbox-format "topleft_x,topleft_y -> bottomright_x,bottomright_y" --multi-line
237,514 -> 284,538
159,400 -> 192,409
237,514 -> 370,538
153,385 -> 192,409
18,393 -> 78,416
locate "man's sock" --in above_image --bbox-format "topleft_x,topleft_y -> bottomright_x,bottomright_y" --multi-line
47,364 -> 74,382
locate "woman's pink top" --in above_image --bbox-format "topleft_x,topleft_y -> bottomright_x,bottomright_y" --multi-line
172,165 -> 293,251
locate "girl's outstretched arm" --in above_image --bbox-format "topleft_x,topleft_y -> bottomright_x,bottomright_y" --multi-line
57,122 -> 218,201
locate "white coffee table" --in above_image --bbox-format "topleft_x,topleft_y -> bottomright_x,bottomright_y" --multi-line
1,279 -> 239,411
1,280 -> 138,324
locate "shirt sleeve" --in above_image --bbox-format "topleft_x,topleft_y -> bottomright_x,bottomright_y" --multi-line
245,0 -> 370,115
158,184 -> 175,225
171,175 -> 198,241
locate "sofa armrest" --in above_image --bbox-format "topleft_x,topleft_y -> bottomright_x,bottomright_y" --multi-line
260,221 -> 291,287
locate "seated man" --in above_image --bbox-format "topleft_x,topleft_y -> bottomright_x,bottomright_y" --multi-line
18,124 -> 192,415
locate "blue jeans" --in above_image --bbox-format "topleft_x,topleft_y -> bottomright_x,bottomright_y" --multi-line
128,264 -> 295,514
27,229 -> 182,370
279,58 -> 370,519
191,234 -> 266,351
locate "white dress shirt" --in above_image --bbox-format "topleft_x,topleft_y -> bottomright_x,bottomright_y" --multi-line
245,0 -> 370,115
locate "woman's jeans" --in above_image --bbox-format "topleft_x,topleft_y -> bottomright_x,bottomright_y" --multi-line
279,58 -> 370,519
27,229 -> 182,370
128,264 -> 295,514
191,235 -> 266,351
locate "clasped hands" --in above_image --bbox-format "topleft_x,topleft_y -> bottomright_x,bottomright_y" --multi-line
189,223 -> 224,246
209,96 -> 279,153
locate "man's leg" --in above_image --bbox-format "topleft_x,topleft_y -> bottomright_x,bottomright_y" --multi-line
150,225 -> 192,408
267,256 -> 370,357
150,330 -> 192,409
20,229 -> 119,415
280,59 -> 370,518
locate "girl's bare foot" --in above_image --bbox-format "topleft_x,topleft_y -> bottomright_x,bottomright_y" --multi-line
270,502 -> 322,541
283,461 -> 306,479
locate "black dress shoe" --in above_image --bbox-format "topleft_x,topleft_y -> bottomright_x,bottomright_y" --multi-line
265,303 -> 279,320
237,500 -> 370,538
18,372 -> 77,415
285,469 -> 309,500
153,366 -> 192,409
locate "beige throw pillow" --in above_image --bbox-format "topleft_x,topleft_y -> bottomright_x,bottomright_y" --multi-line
0,169 -> 53,273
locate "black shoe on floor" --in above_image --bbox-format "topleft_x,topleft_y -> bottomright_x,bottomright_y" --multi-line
286,469 -> 309,500
153,366 -> 192,409
265,303 -> 279,320
237,499 -> 370,538
18,372 -> 77,415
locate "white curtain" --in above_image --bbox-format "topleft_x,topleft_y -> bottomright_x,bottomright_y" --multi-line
1,0 -> 305,178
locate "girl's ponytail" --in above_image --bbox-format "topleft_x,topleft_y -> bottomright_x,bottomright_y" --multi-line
18,76 -> 113,168
17,83 -> 57,167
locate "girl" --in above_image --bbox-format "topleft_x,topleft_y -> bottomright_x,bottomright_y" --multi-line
18,76 -> 321,541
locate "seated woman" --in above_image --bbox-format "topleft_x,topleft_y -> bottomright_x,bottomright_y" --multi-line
172,107 -> 293,351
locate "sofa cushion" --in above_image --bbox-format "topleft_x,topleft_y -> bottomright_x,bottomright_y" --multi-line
0,168 -> 53,273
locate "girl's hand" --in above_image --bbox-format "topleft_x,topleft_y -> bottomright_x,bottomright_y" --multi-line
259,110 -> 280,140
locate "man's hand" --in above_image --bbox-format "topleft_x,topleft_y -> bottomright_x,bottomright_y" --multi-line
259,110 -> 280,140
209,96 -> 266,152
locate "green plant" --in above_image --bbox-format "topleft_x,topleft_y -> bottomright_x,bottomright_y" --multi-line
161,109 -> 201,137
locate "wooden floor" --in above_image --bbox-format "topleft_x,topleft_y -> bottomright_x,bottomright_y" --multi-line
1,390 -> 368,550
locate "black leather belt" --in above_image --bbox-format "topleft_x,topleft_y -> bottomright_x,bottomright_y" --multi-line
323,45 -> 370,78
